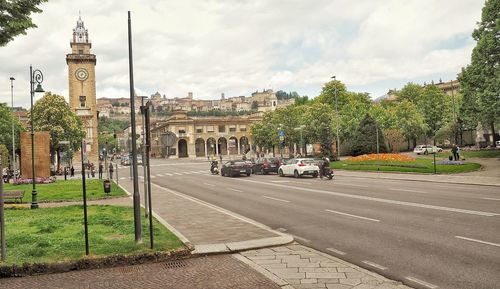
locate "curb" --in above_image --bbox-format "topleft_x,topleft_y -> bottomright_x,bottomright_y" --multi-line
335,170 -> 500,187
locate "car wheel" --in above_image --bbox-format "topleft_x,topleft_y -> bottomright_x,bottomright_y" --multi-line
221,170 -> 225,177
247,172 -> 251,177
278,169 -> 284,177
313,172 -> 318,178
424,150 -> 428,155
294,170 -> 299,178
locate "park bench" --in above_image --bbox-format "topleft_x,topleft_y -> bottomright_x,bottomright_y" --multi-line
3,190 -> 25,203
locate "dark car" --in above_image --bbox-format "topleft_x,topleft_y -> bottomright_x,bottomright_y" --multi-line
221,160 -> 252,177
252,157 -> 281,174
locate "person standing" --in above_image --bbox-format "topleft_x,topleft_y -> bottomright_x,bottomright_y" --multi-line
91,163 -> 95,178
108,163 -> 114,180
451,144 -> 458,161
98,163 -> 103,179
70,165 -> 75,177
456,145 -> 461,161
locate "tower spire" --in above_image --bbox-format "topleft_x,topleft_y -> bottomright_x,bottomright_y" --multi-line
73,13 -> 89,43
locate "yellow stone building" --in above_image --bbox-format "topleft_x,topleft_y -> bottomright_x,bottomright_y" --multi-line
66,16 -> 98,164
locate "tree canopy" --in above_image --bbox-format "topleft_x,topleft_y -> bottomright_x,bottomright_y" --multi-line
0,0 -> 48,46
0,103 -> 23,156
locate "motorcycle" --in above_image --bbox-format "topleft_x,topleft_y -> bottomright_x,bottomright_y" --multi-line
319,166 -> 334,180
210,161 -> 219,175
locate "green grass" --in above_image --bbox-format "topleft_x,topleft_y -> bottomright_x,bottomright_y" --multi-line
2,205 -> 183,265
331,158 -> 481,174
435,149 -> 500,159
3,179 -> 127,203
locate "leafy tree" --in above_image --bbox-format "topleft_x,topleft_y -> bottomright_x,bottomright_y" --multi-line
396,83 -> 424,103
0,144 -> 10,168
419,85 -> 452,143
294,96 -> 310,106
31,92 -> 85,170
302,103 -> 334,156
338,92 -> 372,140
458,0 -> 499,144
0,0 -> 48,46
350,114 -> 387,156
393,100 -> 426,149
0,103 -> 23,157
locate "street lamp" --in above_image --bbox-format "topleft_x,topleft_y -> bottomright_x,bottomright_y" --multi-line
294,125 -> 306,156
30,65 -> 44,209
331,76 -> 341,160
10,77 -> 16,181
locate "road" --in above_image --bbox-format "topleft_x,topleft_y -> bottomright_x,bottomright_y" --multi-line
117,158 -> 500,289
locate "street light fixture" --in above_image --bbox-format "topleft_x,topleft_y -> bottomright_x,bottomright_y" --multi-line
30,65 -> 44,209
10,77 -> 16,182
331,76 -> 341,160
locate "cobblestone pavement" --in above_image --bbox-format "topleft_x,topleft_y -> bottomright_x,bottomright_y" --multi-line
0,255 -> 281,289
236,244 -> 413,289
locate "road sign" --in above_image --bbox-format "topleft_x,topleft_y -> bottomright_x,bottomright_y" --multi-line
160,132 -> 177,147
278,130 -> 285,137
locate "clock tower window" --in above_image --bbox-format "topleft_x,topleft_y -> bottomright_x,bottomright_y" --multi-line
79,95 -> 86,107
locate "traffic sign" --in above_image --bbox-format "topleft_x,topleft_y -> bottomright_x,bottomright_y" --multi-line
160,132 -> 177,147
278,130 -> 285,137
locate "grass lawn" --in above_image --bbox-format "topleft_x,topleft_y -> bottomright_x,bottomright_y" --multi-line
2,205 -> 184,265
331,158 -> 481,174
435,149 -> 500,159
3,179 -> 127,203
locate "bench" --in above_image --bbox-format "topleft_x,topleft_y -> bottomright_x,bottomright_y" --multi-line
3,190 -> 25,203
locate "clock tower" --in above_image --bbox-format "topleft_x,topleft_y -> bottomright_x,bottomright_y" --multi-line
66,15 -> 98,164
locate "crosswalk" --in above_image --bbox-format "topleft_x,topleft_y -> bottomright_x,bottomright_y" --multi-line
119,170 -> 209,180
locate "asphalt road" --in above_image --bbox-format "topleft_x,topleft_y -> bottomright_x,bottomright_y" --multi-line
118,158 -> 500,289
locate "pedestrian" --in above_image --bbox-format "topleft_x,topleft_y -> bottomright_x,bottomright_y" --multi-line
451,144 -> 458,161
456,145 -> 461,161
219,154 -> 222,162
98,162 -> 103,179
70,165 -> 74,177
109,163 -> 114,180
91,163 -> 95,178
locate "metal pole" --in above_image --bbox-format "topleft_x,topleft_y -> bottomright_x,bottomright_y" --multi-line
331,76 -> 341,160
376,125 -> 379,154
450,80 -> 458,145
0,157 -> 6,261
128,11 -> 142,243
105,141 -> 108,180
141,97 -> 148,218
116,163 -> 119,186
30,65 -> 38,209
81,140 -> 89,255
145,101 -> 154,249
10,77 -> 16,182
433,153 -> 437,175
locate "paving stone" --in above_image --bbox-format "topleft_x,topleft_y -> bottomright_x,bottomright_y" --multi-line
254,259 -> 283,264
346,272 -> 367,279
301,278 -> 318,284
248,255 -> 276,260
288,262 -> 321,268
326,284 -> 352,289
268,268 -> 299,274
316,278 -> 340,284
300,268 -> 338,273
275,272 -> 306,279
262,263 -> 288,269
337,267 -> 359,273
352,284 -> 376,289
339,278 -> 362,286
306,272 -> 346,279
295,284 -> 327,289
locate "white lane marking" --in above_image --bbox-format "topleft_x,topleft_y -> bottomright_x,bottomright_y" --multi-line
362,260 -> 387,270
156,174 -> 164,177
174,173 -> 183,175
203,183 -> 215,187
139,176 -> 144,179
482,197 -> 500,201
150,175 -> 156,178
340,183 -> 369,188
325,209 -> 380,222
294,181 -> 311,185
326,248 -> 346,255
262,196 -> 290,203
198,170 -> 206,173
229,188 -> 243,192
119,177 -> 126,180
390,188 -> 427,194
183,171 -> 191,174
455,236 -> 500,248
165,173 -> 173,176
271,180 -> 290,183
235,179 -> 500,217
405,276 -> 438,289
276,227 -> 287,232
293,235 -> 311,243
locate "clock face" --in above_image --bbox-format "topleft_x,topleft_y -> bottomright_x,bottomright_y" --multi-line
75,68 -> 89,81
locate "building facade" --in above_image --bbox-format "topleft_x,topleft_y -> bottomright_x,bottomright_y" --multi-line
66,16 -> 99,164
150,110 -> 262,158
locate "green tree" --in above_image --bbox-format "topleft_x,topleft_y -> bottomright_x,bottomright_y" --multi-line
419,85 -> 452,143
0,0 -> 48,46
396,83 -> 424,103
302,103 -> 334,157
458,0 -> 499,144
350,114 -> 387,156
0,144 -> 10,169
393,100 -> 427,149
31,92 -> 85,170
0,103 -> 23,157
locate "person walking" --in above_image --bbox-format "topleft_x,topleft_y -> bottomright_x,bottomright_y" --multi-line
70,165 -> 74,177
98,163 -> 103,179
108,163 -> 114,180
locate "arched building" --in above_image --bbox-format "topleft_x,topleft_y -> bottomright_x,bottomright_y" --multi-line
150,110 -> 261,158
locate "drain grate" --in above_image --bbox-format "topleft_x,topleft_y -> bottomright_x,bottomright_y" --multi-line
163,260 -> 187,269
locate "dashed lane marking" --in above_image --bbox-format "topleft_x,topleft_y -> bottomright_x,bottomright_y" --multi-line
455,236 -> 500,248
270,180 -> 290,183
389,188 -> 427,194
229,188 -> 243,192
325,209 -> 381,222
276,227 -> 287,232
262,196 -> 290,203
165,173 -> 173,176
174,173 -> 183,176
150,175 -> 156,178
326,248 -> 346,255
481,197 -> 500,201
405,276 -> 438,289
362,260 -> 387,270
203,183 -> 215,187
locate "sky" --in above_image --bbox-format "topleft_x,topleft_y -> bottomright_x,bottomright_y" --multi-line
0,0 -> 484,108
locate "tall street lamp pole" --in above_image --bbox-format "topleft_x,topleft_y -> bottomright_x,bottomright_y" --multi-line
10,77 -> 16,181
30,65 -> 44,209
331,76 -> 341,160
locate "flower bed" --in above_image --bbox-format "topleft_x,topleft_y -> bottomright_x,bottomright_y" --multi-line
347,153 -> 416,162
13,176 -> 56,185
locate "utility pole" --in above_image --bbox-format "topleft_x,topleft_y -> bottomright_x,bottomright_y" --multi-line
144,101 -> 154,249
10,77 -> 16,182
0,156 -> 6,261
141,97 -> 148,218
331,76 -> 341,160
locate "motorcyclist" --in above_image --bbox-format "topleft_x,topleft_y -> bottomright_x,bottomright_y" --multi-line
320,156 -> 330,178
210,159 -> 219,174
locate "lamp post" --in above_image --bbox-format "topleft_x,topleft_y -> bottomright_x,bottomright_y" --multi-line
10,77 -> 16,181
331,76 -> 341,160
30,65 -> 44,209
294,125 -> 306,156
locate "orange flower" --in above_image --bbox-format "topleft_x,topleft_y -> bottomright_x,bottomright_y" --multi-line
347,153 -> 415,162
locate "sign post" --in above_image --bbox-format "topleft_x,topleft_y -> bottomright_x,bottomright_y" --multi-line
81,140 -> 89,255
0,156 -> 6,261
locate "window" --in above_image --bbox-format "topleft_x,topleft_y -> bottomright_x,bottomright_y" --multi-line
229,127 -> 236,132
178,129 -> 186,134
79,49 -> 83,54
218,125 -> 225,133
207,126 -> 214,132
240,126 -> 247,132
196,126 -> 203,133
79,95 -> 86,107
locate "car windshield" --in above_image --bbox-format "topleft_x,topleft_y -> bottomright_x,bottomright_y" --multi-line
234,161 -> 246,166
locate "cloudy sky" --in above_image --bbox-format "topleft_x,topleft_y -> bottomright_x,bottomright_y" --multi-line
0,0 -> 484,108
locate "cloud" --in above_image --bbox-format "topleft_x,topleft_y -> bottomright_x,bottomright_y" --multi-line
0,0 -> 483,108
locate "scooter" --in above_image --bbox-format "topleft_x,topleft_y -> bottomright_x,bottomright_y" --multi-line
320,167 -> 334,180
210,161 -> 219,175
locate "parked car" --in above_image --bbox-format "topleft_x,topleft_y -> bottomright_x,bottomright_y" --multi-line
413,145 -> 442,155
496,140 -> 500,148
278,158 -> 319,178
252,157 -> 281,174
120,156 -> 130,166
221,160 -> 252,177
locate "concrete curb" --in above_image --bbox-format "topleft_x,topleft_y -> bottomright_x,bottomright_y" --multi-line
335,170 -> 500,187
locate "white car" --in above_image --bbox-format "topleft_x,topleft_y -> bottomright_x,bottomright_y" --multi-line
278,158 -> 319,178
413,145 -> 442,155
